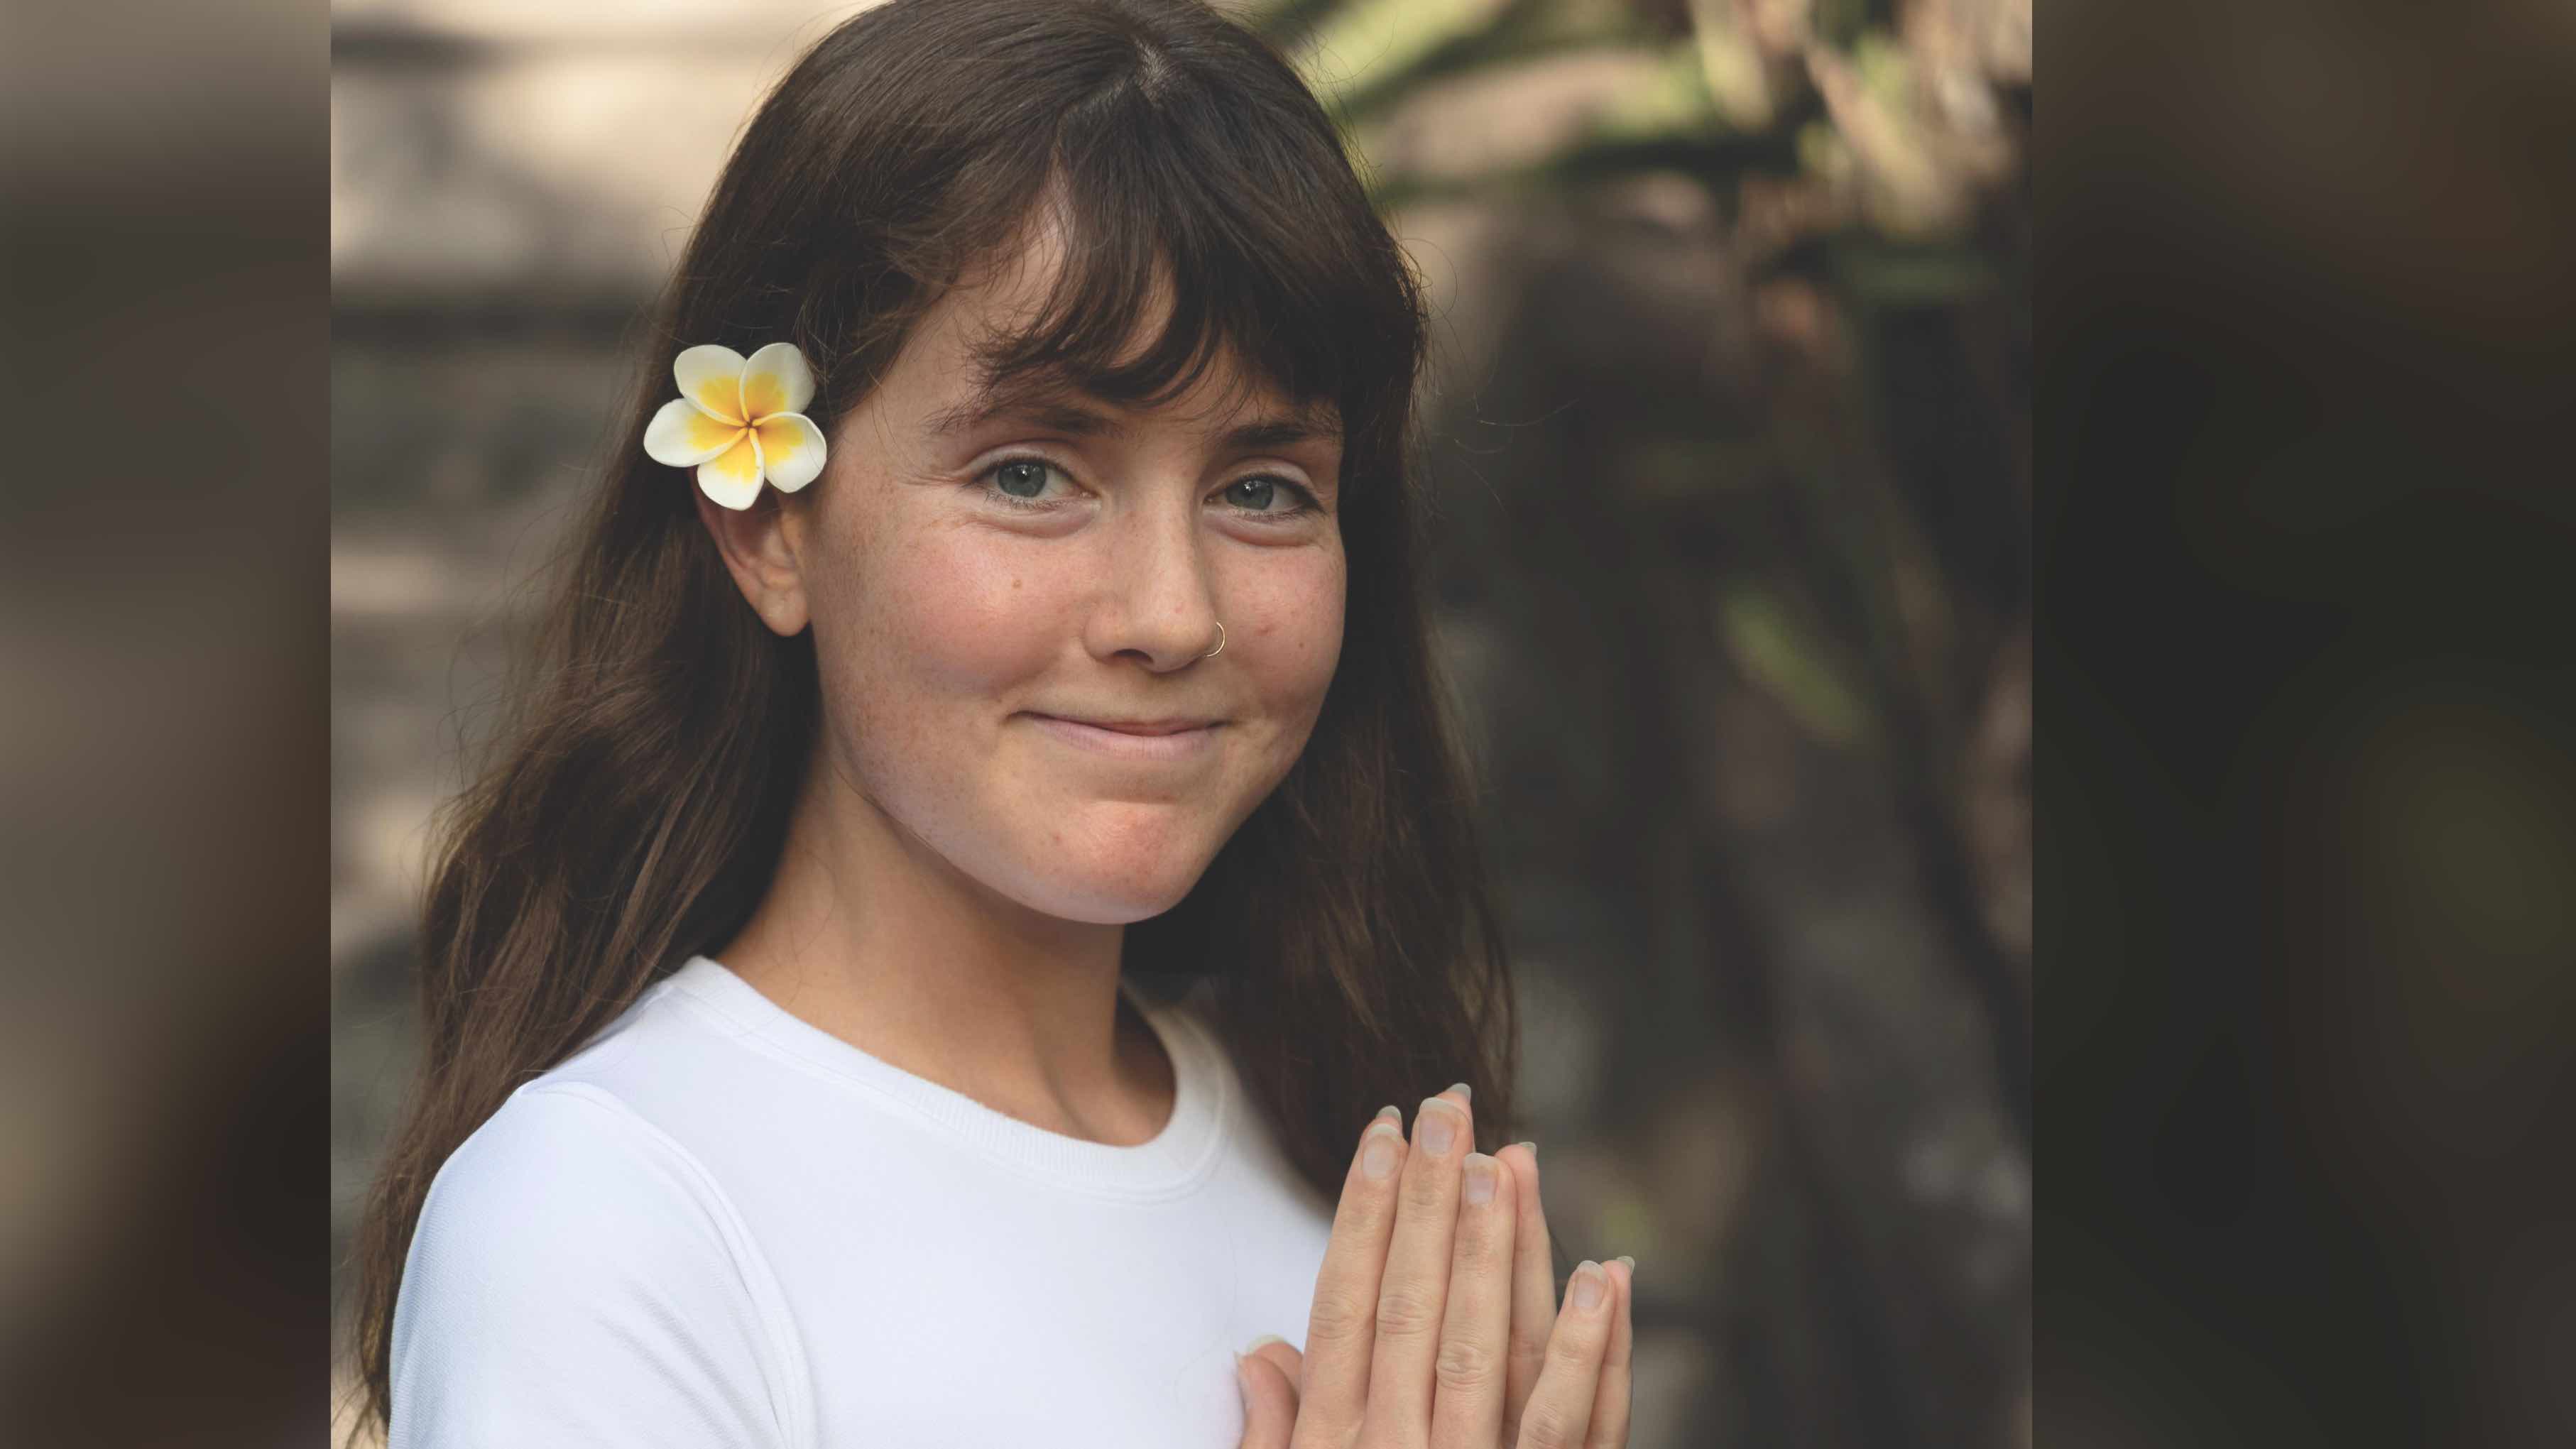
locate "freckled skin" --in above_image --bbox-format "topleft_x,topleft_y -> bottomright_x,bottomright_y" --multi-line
748,240 -> 1346,926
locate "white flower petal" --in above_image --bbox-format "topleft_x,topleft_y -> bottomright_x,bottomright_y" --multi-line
753,412 -> 827,492
643,398 -> 745,467
740,341 -> 817,422
674,344 -> 748,425
696,428 -> 765,510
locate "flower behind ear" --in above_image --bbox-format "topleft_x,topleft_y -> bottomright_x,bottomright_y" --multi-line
641,341 -> 827,509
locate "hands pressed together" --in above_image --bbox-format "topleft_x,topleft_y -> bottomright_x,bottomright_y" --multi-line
1236,1087 -> 1634,1448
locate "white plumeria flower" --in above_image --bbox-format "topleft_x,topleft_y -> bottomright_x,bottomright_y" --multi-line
641,341 -> 829,509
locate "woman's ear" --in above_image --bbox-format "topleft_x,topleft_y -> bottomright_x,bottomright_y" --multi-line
694,486 -> 813,638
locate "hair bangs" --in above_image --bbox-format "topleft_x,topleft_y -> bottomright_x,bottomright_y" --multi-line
961,72 -> 1412,449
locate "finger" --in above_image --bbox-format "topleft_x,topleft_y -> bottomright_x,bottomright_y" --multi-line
1583,1259 -> 1634,1448
1367,1088 -> 1475,1431
1235,1340 -> 1303,1449
1427,1150 -> 1517,1449
1297,1105 -> 1410,1435
1496,1140 -> 1554,1445
1513,1259 -> 1615,1449
1245,1338 -> 1304,1399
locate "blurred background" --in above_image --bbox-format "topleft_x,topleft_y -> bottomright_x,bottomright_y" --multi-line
330,0 -> 2030,1443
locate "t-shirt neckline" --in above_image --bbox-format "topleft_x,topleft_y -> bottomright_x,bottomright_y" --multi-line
658,954 -> 1226,1201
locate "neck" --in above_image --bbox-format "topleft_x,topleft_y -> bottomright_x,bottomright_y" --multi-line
714,738 -> 1174,1147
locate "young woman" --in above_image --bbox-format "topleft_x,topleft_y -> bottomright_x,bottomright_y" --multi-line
344,1 -> 1634,1444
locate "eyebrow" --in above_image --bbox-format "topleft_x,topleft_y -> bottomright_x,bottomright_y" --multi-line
923,376 -> 1341,455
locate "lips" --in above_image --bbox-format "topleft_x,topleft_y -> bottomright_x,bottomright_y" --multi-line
1024,713 -> 1222,761
1039,716 -> 1216,736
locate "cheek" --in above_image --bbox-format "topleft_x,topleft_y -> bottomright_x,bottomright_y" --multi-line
817,521 -> 1060,706
1235,547 -> 1346,723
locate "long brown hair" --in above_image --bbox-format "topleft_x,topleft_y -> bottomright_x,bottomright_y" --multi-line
343,0 -> 1517,1436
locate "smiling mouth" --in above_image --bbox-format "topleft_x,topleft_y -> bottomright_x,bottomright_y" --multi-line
1030,714 -> 1221,736
1023,713 -> 1224,760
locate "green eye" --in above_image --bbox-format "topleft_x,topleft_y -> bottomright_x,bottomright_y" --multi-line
994,459 -> 1051,499
1221,475 -> 1321,519
978,456 -> 1066,512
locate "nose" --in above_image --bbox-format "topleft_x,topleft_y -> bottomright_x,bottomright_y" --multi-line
1083,496 -> 1222,672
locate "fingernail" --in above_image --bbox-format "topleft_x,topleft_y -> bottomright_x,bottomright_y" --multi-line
1417,1097 -> 1458,1157
1447,1081 -> 1472,1103
1243,1333 -> 1287,1352
1372,1104 -> 1401,1127
1571,1262 -> 1605,1311
1516,1139 -> 1537,1161
1362,1127 -> 1400,1180
1463,1152 -> 1498,1204
1615,1254 -> 1636,1273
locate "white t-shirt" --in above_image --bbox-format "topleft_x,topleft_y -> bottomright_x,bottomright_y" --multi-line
388,956 -> 1336,1447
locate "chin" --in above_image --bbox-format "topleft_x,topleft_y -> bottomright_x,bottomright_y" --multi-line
1010,849 -> 1213,925
1012,799 -> 1240,914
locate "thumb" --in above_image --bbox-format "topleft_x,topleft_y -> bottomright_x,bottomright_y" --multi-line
1234,1335 -> 1304,1449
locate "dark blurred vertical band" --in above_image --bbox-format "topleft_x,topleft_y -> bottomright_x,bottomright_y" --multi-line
2041,0 -> 2576,1444
0,0 -> 329,1443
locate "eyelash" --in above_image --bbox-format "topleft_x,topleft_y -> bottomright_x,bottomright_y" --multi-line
974,455 -> 1324,521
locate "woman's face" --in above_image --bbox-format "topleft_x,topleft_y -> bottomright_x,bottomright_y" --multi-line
760,241 -> 1346,924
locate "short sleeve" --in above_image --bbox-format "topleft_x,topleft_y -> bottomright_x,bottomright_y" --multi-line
388,1085 -> 799,1448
